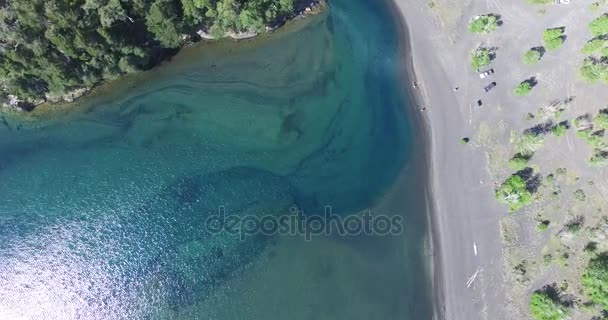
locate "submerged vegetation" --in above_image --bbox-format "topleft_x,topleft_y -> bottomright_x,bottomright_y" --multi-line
0,0 -> 300,108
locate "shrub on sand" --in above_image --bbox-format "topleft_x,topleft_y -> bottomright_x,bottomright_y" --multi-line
523,49 -> 542,64
471,48 -> 492,70
468,15 -> 498,33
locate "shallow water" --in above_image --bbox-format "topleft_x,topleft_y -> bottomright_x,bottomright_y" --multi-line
0,0 -> 432,319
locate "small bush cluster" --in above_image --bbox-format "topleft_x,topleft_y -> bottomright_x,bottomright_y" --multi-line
576,111 -> 608,164
581,15 -> 608,83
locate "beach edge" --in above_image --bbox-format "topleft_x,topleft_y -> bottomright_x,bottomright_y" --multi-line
385,1 -> 445,319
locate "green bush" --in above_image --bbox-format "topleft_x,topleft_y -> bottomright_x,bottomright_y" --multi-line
545,37 -> 565,50
582,39 -> 608,54
552,124 -> 567,137
515,81 -> 533,96
590,149 -> 608,165
529,291 -> 568,320
590,14 -> 608,37
468,15 -> 498,33
471,48 -> 492,70
543,28 -> 565,50
582,253 -> 608,309
581,58 -> 608,82
528,0 -> 553,4
594,112 -> 608,129
523,49 -> 542,64
576,129 -> 606,148
518,133 -> 545,154
495,174 -> 533,212
538,220 -> 550,231
509,153 -> 531,171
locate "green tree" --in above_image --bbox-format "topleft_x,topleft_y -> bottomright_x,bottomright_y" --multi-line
0,0 -> 298,107
146,0 -> 182,48
471,48 -> 492,70
582,253 -> 608,308
529,291 -> 568,320
543,28 -> 565,50
495,174 -> 533,212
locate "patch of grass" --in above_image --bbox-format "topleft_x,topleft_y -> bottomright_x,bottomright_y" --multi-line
557,252 -> 569,267
528,0 -> 553,4
574,189 -> 586,201
543,27 -> 566,50
468,15 -> 499,33
523,48 -> 543,64
543,254 -> 552,265
471,48 -> 492,70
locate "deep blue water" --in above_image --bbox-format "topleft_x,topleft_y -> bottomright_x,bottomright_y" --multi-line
0,0 -> 432,319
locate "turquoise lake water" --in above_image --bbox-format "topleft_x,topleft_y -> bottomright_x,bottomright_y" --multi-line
0,0 -> 433,319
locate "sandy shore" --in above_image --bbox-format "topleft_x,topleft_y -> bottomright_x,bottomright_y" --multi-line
391,1 -> 508,319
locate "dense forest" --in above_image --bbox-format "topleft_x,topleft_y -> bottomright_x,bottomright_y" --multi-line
0,0 -> 297,109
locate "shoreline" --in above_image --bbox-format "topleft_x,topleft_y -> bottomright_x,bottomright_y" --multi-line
390,0 -> 507,319
1,2 -> 326,115
386,1 -> 445,319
